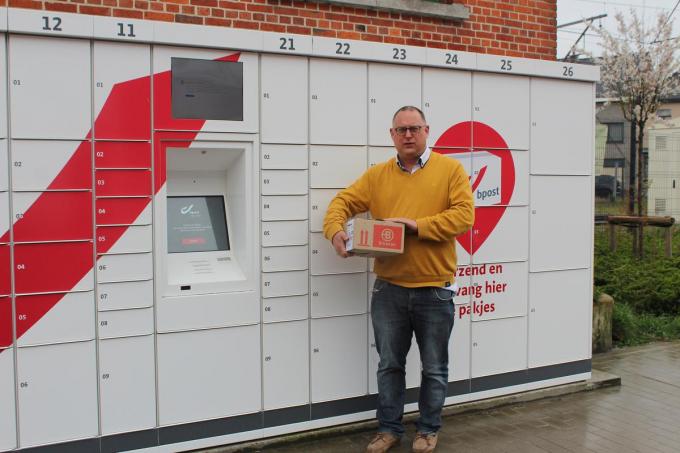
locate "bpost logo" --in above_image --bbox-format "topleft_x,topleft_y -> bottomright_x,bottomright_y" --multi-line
374,225 -> 402,250
180,204 -> 201,217
433,121 -> 515,255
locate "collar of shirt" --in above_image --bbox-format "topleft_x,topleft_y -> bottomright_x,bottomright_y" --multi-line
395,146 -> 431,174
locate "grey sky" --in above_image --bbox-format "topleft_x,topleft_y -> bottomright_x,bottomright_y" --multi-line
556,0 -> 680,59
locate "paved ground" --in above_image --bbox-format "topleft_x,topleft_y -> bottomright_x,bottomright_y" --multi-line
215,341 -> 680,453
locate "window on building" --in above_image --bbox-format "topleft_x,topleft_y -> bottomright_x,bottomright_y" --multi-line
606,123 -> 624,143
657,108 -> 672,119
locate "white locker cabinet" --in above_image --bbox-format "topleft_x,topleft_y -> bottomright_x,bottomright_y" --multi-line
311,314 -> 368,403
309,145 -> 367,189
310,188 -> 340,232
310,58 -> 367,145
261,169 -> 309,195
456,236 -> 471,266
0,140 -> 7,190
99,335 -> 156,434
472,73 -> 529,150
152,47 -> 258,133
96,224 -> 153,254
449,302 -> 471,382
368,147 -> 395,168
261,220 -> 308,247
0,297 -> 10,346
12,191 -> 93,242
17,291 -> 95,347
0,192 -> 8,240
96,197 -> 152,226
261,54 -> 308,144
94,141 -> 152,169
11,140 -> 92,191
260,144 -> 308,170
93,42 -> 151,140
422,68 -> 472,148
97,252 -> 153,283
470,261 -> 528,321
311,273 -> 368,318
529,269 -> 591,368
531,79 -> 593,175
157,325 -> 261,425
14,242 -> 94,294
262,294 -> 309,323
157,292 -> 259,332
262,270 -> 309,298
368,63 -> 421,146
95,169 -> 152,197
471,206 -> 529,265
17,341 -> 98,447
0,35 -> 6,139
98,280 -> 153,311
0,348 -> 16,452
263,320 -> 310,410
368,323 -> 421,394
471,150 -> 528,207
471,316 -> 527,378
262,245 -> 309,272
261,195 -> 308,221
10,36 -> 91,139
310,232 -> 368,275
530,176 -> 592,271
98,308 -> 154,339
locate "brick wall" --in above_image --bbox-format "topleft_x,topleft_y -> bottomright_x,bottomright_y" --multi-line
4,0 -> 558,60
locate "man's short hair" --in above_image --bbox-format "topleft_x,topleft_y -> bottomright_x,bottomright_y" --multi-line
392,105 -> 427,124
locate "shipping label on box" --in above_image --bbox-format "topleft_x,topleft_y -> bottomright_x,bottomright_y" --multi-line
346,218 -> 404,256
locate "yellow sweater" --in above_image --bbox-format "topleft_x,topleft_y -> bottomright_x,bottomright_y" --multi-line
323,152 -> 474,288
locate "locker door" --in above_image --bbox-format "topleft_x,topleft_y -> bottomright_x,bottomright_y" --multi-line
14,242 -> 94,294
261,144 -> 308,170
157,326 -> 261,425
94,142 -> 152,169
261,54 -> 308,144
261,170 -> 308,195
311,314 -> 368,403
95,197 -> 152,226
310,189 -> 339,232
98,280 -> 153,311
0,348 -> 16,451
17,341 -> 98,447
368,63 -> 421,146
13,192 -> 93,242
10,36 -> 91,139
310,232 -> 367,275
422,68 -> 472,148
262,245 -> 308,272
470,261 -> 528,321
97,252 -> 153,283
530,176 -> 591,271
99,335 -> 156,434
529,269 -> 591,368
472,73 -> 529,150
449,300 -> 471,382
311,273 -> 368,318
11,140 -> 92,191
472,206 -> 528,265
96,225 -> 153,254
368,147 -> 394,168
263,320 -> 309,410
471,317 -> 527,378
310,59 -> 367,145
261,270 -> 308,298
94,42 -> 151,140
262,294 -> 309,323
261,220 -> 308,246
470,149 -> 528,207
309,145 -> 367,189
531,79 -> 593,175
261,195 -> 308,221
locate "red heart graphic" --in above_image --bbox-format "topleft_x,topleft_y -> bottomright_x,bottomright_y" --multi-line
433,121 -> 515,256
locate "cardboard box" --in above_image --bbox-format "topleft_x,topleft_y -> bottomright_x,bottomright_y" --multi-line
345,218 -> 405,256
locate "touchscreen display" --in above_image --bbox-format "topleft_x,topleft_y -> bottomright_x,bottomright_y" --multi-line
167,196 -> 230,253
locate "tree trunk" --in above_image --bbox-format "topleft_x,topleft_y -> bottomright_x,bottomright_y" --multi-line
636,121 -> 645,258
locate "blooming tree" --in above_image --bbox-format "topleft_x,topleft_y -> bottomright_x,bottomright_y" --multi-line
596,10 -> 680,255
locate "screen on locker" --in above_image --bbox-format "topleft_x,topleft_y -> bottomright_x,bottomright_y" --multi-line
167,196 -> 230,253
171,57 -> 243,121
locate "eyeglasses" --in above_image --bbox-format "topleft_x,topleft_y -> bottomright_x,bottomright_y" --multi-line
392,125 -> 426,136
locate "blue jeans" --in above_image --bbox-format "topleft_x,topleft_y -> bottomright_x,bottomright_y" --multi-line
371,278 -> 455,437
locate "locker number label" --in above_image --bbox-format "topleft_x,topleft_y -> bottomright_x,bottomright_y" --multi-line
336,42 -> 351,55
445,53 -> 459,65
562,65 -> 574,77
42,16 -> 63,32
500,59 -> 513,71
392,47 -> 406,61
279,37 -> 296,51
117,22 -> 136,38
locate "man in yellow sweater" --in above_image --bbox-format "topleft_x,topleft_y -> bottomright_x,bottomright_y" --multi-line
323,106 -> 474,453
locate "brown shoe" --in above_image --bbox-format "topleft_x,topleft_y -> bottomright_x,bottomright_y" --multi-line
366,432 -> 400,453
412,432 -> 438,453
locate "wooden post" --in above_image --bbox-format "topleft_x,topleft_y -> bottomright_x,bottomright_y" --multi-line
593,293 -> 614,353
665,227 -> 672,258
609,223 -> 617,252
632,226 -> 638,257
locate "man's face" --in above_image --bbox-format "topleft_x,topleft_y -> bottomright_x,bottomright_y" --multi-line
390,110 -> 429,161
